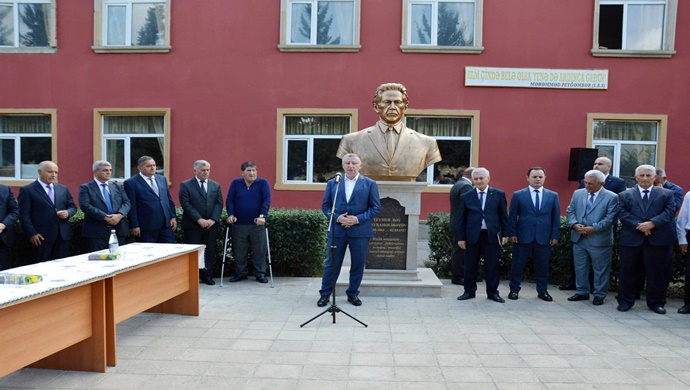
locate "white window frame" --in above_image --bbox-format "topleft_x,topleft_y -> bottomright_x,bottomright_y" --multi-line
401,0 -> 483,54
592,0 -> 677,58
0,0 -> 56,53
587,113 -> 667,185
405,109 -> 479,192
278,0 -> 361,52
94,108 -> 170,181
0,109 -> 57,186
92,0 -> 171,53
275,108 -> 357,191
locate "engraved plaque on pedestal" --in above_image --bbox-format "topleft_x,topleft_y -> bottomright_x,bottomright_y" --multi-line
366,197 -> 408,270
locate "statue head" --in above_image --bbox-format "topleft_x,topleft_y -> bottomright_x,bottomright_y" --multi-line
372,83 -> 409,125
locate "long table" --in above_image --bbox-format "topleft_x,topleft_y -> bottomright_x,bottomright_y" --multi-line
0,243 -> 203,377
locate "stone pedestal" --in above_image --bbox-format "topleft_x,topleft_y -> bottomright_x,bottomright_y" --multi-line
336,181 -> 442,297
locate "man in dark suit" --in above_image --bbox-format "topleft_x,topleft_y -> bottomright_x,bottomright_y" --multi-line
78,160 -> 130,252
318,153 -> 381,307
0,184 -> 19,270
508,167 -> 560,302
179,160 -> 223,286
655,168 -> 683,212
566,170 -> 618,305
561,156 -> 628,291
456,167 -> 509,303
448,166 -> 474,285
617,165 -> 676,314
676,190 -> 690,314
124,156 -> 177,243
18,161 -> 77,263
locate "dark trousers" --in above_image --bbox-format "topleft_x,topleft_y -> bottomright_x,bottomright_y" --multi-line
0,240 -> 9,270
684,232 -> 690,305
618,241 -> 670,308
139,228 -> 175,244
450,232 -> 465,282
319,235 -> 369,297
464,230 -> 500,296
86,235 -> 126,253
232,224 -> 267,277
30,237 -> 70,263
510,241 -> 551,293
184,226 -> 218,278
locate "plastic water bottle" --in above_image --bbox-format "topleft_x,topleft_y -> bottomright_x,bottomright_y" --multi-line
108,229 -> 119,254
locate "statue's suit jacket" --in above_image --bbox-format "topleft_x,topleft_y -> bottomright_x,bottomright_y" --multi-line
78,180 -> 131,238
508,187 -> 561,245
566,188 -> 618,246
18,180 -> 77,241
336,124 -> 441,181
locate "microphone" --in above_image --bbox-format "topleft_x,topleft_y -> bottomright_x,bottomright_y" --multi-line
335,172 -> 342,183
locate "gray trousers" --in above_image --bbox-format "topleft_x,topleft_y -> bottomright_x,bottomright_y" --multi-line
232,224 -> 267,276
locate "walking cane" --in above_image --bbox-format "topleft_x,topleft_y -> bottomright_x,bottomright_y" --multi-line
265,224 -> 275,288
219,226 -> 231,287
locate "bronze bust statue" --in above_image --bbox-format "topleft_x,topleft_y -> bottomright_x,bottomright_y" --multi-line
336,83 -> 441,181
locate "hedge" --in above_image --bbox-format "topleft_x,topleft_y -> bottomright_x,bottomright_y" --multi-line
426,212 -> 686,295
8,208 -> 328,278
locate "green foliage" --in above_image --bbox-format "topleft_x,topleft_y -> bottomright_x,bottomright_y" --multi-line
426,213 -> 686,296
19,4 -> 49,47
9,207 -> 327,279
136,6 -> 163,46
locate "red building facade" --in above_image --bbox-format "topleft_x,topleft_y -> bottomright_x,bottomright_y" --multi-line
1,0 -> 687,216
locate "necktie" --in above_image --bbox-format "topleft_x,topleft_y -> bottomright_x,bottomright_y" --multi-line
46,184 -> 54,204
534,189 -> 540,212
386,127 -> 396,156
585,193 -> 594,214
642,189 -> 649,210
149,177 -> 159,196
101,183 -> 114,214
479,191 -> 485,210
200,180 -> 207,196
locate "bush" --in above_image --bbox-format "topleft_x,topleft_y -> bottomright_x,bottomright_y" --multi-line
426,212 -> 686,296
9,207 -> 328,278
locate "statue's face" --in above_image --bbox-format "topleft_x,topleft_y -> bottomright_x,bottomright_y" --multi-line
374,90 -> 407,125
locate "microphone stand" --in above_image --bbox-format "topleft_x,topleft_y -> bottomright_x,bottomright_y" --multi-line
301,175 -> 367,328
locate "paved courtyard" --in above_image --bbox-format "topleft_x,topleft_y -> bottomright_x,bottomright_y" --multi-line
2,276 -> 690,389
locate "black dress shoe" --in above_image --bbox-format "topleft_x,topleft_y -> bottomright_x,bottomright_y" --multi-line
487,293 -> 505,303
347,295 -> 362,306
558,283 -> 576,291
451,278 -> 464,286
537,292 -> 553,302
508,291 -> 519,300
200,277 -> 215,286
678,305 -> 690,314
650,306 -> 666,315
567,294 -> 589,302
256,275 -> 268,284
317,296 -> 329,307
457,292 -> 476,300
229,275 -> 247,283
617,304 -> 631,312
592,297 -> 604,306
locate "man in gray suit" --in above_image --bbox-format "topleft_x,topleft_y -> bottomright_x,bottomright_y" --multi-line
180,160 -> 223,285
566,170 -> 618,305
78,160 -> 131,252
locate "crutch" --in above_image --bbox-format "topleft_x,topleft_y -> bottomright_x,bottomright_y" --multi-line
265,224 -> 275,288
219,226 -> 232,287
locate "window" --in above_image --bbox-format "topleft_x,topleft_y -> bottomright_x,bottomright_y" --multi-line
401,0 -> 483,53
588,113 -> 667,187
278,0 -> 361,52
0,0 -> 56,53
592,0 -> 677,57
0,109 -> 56,185
405,109 -> 479,191
276,109 -> 356,190
94,109 -> 170,181
93,0 -> 171,53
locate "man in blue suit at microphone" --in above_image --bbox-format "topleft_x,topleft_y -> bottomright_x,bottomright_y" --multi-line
318,153 -> 381,307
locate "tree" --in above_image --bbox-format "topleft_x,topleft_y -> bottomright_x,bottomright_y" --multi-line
19,4 -> 49,47
298,2 -> 340,45
136,6 -> 164,46
0,6 -> 12,46
415,11 -> 431,44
